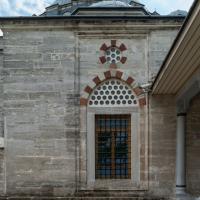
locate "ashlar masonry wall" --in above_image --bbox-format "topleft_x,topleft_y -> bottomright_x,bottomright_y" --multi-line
148,30 -> 178,81
2,29 -> 78,196
186,93 -> 200,195
0,33 -> 4,194
149,95 -> 177,197
0,18 -> 183,197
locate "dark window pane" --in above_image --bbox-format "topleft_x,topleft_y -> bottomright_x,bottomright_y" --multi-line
95,115 -> 131,179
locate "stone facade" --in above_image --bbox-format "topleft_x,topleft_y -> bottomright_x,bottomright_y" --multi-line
0,35 -> 4,195
186,93 -> 200,196
3,28 -> 77,196
0,17 -> 185,198
149,95 -> 176,198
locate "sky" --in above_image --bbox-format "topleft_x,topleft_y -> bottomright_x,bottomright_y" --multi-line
0,0 -> 194,17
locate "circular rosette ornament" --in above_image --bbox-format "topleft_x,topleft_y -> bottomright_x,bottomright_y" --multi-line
99,40 -> 127,68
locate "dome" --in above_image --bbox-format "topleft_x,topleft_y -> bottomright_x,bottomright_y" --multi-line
169,10 -> 187,16
52,0 -> 71,5
128,0 -> 142,4
90,0 -> 131,7
131,0 -> 140,2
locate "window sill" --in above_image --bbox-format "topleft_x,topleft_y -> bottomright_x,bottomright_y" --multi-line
86,179 -> 142,190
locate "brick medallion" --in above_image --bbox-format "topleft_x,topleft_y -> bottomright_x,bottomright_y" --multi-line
99,40 -> 127,68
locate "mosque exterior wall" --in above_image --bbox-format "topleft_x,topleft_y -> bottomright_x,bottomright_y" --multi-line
0,36 -> 4,195
186,93 -> 200,196
0,18 -> 183,198
149,95 -> 177,197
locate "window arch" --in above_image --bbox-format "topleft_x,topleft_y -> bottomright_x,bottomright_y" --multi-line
88,78 -> 138,107
79,71 -> 148,190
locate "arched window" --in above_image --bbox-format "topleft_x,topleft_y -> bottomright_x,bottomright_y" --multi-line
88,79 -> 138,107
86,78 -> 140,183
79,74 -> 148,190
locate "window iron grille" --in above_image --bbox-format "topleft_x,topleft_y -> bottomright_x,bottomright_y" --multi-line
95,115 -> 131,179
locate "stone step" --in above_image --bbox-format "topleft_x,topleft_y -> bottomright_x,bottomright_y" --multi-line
0,197 -> 167,200
74,191 -> 145,197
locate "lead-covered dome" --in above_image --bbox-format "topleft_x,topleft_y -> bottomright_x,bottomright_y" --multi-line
90,1 -> 131,7
52,0 -> 71,5
42,0 -> 154,16
169,10 -> 187,16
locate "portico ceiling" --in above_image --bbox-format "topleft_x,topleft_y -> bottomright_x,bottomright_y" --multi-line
152,0 -> 200,95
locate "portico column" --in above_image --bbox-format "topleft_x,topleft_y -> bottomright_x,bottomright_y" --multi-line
176,113 -> 186,193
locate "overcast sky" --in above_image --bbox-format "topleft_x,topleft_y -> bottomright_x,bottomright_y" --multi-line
0,0 -> 194,16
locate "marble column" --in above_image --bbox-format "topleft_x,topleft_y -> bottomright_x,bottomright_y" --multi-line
176,113 -> 186,194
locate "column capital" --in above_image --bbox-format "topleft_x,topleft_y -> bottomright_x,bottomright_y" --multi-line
176,99 -> 189,114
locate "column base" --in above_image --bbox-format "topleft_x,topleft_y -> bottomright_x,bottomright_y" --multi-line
176,186 -> 186,195
176,187 -> 194,200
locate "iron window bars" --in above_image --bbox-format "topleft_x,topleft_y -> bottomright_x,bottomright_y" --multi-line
95,114 -> 131,179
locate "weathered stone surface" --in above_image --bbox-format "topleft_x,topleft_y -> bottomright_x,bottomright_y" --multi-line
148,30 -> 179,81
0,36 -> 5,195
1,29 -> 78,196
186,93 -> 200,196
149,95 -> 176,197
0,18 -> 183,198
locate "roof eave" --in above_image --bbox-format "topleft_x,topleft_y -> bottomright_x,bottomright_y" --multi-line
151,0 -> 199,94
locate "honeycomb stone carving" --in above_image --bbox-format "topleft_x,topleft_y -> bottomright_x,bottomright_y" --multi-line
88,79 -> 138,107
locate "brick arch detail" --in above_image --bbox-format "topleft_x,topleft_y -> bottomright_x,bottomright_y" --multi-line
80,70 -> 146,107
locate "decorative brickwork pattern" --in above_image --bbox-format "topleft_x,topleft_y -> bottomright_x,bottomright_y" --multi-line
93,76 -> 101,85
120,56 -> 127,64
133,87 -> 143,96
119,43 -> 127,51
104,71 -> 112,79
100,43 -> 108,51
99,40 -> 127,68
126,77 -> 135,85
116,71 -> 123,79
80,98 -> 88,106
111,40 -> 117,46
99,56 -> 106,64
139,97 -> 146,107
84,85 -> 93,94
81,70 -> 146,107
